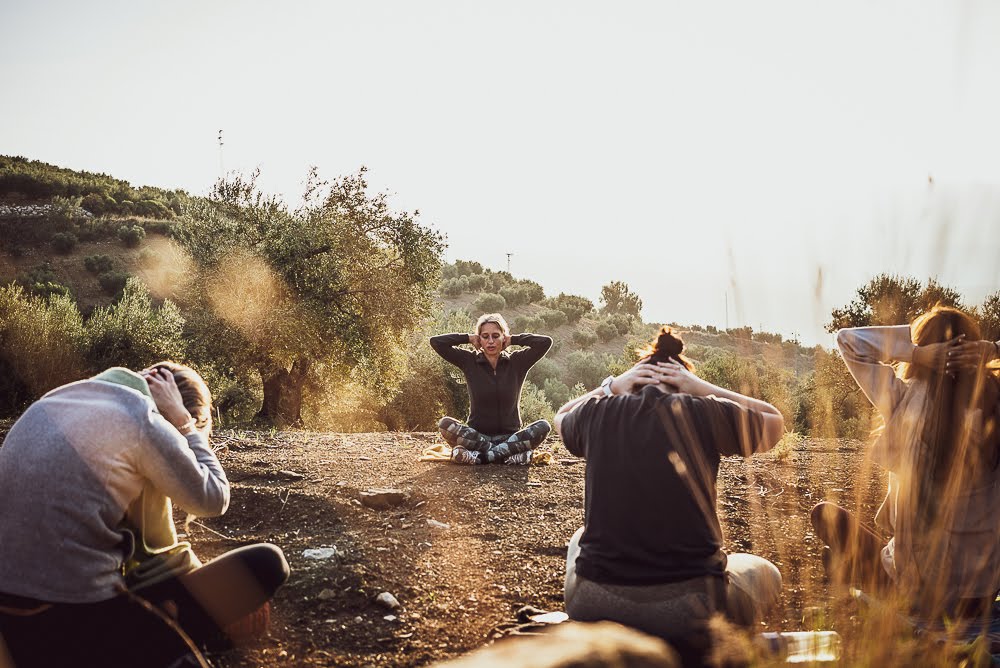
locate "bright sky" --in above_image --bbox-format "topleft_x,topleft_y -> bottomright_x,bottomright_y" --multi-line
3,1 -> 999,346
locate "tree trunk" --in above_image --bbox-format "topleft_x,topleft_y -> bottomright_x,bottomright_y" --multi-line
256,359 -> 310,427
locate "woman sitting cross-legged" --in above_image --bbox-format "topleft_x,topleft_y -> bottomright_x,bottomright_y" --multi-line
430,313 -> 552,465
813,306 -> 1000,620
0,363 -> 289,668
554,326 -> 785,655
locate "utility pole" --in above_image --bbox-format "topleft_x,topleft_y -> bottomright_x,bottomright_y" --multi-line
506,253 -> 513,274
724,291 -> 729,330
217,129 -> 224,177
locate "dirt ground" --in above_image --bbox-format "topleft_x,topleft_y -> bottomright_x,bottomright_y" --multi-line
186,431 -> 889,667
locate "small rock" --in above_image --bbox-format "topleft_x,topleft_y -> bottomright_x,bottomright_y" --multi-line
354,616 -> 363,623
383,614 -> 397,622
526,481 -> 543,487
302,547 -> 337,560
360,488 -> 409,510
318,589 -> 337,600
427,519 -> 450,530
376,592 -> 400,610
275,470 -> 305,481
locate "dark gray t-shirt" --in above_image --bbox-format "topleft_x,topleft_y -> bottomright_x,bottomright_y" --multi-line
561,385 -> 765,585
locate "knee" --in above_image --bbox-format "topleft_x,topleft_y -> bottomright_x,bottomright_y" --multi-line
438,416 -> 456,431
245,543 -> 290,595
810,501 -> 836,536
528,419 -> 551,444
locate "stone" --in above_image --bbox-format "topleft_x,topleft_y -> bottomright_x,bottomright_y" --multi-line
318,589 -> 337,600
360,488 -> 409,510
375,592 -> 400,610
302,547 -> 337,560
427,519 -> 450,530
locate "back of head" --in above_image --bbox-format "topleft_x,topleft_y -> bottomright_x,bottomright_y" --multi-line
150,361 -> 213,433
638,326 -> 695,372
897,306 -> 1000,524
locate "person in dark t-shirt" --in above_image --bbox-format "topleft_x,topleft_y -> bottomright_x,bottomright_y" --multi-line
430,313 -> 552,465
555,326 -> 785,645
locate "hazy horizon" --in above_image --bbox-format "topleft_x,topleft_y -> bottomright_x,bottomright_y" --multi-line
3,1 -> 999,346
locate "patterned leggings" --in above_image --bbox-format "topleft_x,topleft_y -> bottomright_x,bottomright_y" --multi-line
438,417 -> 551,465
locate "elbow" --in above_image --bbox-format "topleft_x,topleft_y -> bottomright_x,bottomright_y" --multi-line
196,482 -> 231,517
762,414 -> 785,453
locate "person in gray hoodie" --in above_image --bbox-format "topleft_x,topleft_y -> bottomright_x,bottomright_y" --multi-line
0,363 -> 289,667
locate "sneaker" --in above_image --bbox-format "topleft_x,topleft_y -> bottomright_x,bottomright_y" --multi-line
504,450 -> 533,466
451,447 -> 481,465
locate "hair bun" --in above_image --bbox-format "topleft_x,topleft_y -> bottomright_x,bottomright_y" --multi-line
654,326 -> 684,359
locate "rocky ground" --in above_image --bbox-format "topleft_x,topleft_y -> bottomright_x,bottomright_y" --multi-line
186,431 -> 898,667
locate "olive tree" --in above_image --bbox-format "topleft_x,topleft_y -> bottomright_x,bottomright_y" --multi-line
181,167 -> 445,426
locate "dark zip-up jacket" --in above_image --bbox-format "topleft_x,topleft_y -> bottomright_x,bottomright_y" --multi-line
430,332 -> 553,436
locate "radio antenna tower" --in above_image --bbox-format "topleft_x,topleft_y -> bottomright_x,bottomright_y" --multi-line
217,129 -> 225,176
506,253 -> 513,273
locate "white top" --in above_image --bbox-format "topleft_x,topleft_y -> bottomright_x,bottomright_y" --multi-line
837,326 -> 1000,609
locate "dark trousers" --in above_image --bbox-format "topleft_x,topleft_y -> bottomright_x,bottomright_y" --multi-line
0,543 -> 289,668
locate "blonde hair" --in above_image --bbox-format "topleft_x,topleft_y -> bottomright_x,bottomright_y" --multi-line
150,361 -> 213,433
475,313 -> 510,337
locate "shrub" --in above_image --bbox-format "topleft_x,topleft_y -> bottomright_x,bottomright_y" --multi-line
527,357 -> 561,386
441,276 -> 468,297
606,313 -> 634,336
17,264 -> 71,299
564,351 -> 608,389
49,195 -> 83,222
98,270 -> 130,295
144,220 -> 177,236
541,377 -> 572,408
0,284 -> 86,408
542,293 -> 593,324
515,315 -> 545,333
472,292 -> 506,313
84,278 -> 186,371
499,285 -> 525,307
84,254 -> 114,274
519,381 -> 553,425
572,328 -> 598,348
118,224 -> 146,247
81,192 -> 116,216
50,232 -> 78,254
538,308 -> 568,329
595,321 -> 618,343
119,200 -> 135,214
466,273 -> 487,291
135,199 -> 173,219
453,260 -> 484,277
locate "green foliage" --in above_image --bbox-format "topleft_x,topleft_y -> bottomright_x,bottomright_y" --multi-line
84,278 -> 186,371
541,377 -> 572,409
97,271 -> 130,296
827,274 -> 964,331
0,155 -> 183,218
515,315 -> 545,333
595,320 -> 618,343
978,291 -> 1000,341
753,330 -> 783,344
499,279 -> 545,307
49,195 -> 83,222
600,280 -> 642,318
17,263 -> 70,299
796,348 -> 871,439
472,292 -> 506,314
181,166 -> 445,425
81,192 -> 117,215
564,350 -> 609,389
441,276 -> 468,297
84,254 -> 115,274
538,308 -> 568,329
50,232 -> 78,254
135,199 -> 173,219
527,357 -> 561,387
725,326 -> 753,341
698,349 -> 795,426
117,224 -> 146,247
519,381 -> 553,424
466,273 -> 487,291
572,328 -> 598,348
542,293 -> 594,324
0,284 -> 86,410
